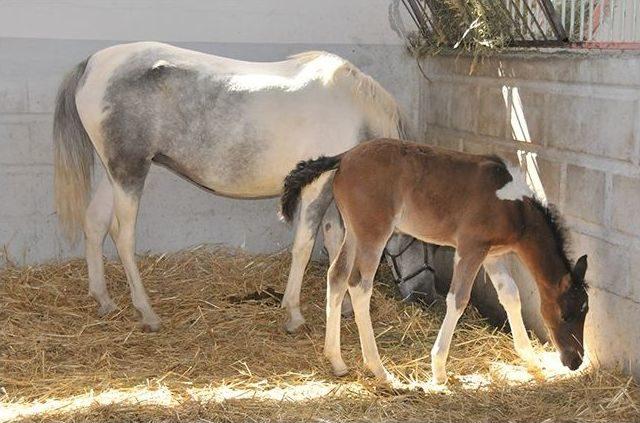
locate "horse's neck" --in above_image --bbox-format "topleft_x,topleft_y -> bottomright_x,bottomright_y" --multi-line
515,202 -> 568,291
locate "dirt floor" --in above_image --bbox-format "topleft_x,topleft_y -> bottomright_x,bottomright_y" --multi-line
0,247 -> 638,422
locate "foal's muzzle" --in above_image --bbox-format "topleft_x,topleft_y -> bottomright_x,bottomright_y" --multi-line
561,350 -> 583,371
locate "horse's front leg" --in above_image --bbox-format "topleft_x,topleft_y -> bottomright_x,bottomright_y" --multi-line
431,245 -> 487,384
483,255 -> 539,367
282,173 -> 334,333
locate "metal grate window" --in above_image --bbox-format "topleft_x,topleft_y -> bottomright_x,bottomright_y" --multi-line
559,0 -> 640,46
402,0 -> 640,49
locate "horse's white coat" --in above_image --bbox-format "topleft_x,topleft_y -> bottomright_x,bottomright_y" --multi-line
72,42 -> 407,330
495,162 -> 534,202
77,42 -> 403,197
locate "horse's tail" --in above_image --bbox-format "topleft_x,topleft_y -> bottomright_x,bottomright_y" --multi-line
53,58 -> 94,243
280,155 -> 342,223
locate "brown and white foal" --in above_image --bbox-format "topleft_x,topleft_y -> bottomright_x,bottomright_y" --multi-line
281,139 -> 589,384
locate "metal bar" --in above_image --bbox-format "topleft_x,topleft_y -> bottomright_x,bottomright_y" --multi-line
537,0 -> 569,40
571,40 -> 640,48
610,0 -> 615,41
570,0 -> 576,37
403,0 -> 431,37
521,0 -> 549,40
508,0 -> 539,39
561,0 -> 567,27
579,0 -> 585,40
416,0 -> 440,38
424,0 -> 457,45
510,39 -> 568,46
634,0 -> 638,40
588,0 -> 594,40
404,0 -> 430,37
494,0 -> 527,40
618,0 -> 627,40
595,0 -> 605,36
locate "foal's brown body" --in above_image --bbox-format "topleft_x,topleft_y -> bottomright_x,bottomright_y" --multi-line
281,138 -> 589,384
335,140 -> 522,258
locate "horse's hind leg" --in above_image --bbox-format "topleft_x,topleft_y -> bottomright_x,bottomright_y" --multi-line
321,203 -> 353,317
324,227 -> 355,376
282,173 -> 333,333
110,178 -> 160,332
84,177 -> 117,316
483,256 -> 538,367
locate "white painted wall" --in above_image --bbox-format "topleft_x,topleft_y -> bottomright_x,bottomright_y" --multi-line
420,50 -> 640,379
0,0 -> 406,45
0,0 -> 419,264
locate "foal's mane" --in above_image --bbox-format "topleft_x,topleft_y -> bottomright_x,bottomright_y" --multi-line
529,198 -> 583,286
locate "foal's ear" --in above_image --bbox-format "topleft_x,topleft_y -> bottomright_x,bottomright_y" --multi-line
573,255 -> 588,281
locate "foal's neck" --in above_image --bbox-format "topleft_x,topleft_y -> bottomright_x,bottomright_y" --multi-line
515,200 -> 569,292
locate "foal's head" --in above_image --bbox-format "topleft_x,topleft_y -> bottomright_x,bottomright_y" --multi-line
528,200 -> 589,370
540,255 -> 589,370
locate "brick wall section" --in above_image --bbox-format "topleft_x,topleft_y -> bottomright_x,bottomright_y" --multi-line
419,51 -> 640,378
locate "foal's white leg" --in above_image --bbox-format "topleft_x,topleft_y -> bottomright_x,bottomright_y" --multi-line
322,203 -> 353,317
84,177 -> 117,316
431,292 -> 465,384
349,248 -> 393,382
483,256 -> 538,366
431,249 -> 486,384
282,173 -> 333,333
111,184 -> 160,332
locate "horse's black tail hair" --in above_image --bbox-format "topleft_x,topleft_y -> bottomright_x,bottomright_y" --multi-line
280,155 -> 342,223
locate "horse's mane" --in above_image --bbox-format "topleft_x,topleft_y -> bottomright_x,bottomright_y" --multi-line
289,51 -> 412,140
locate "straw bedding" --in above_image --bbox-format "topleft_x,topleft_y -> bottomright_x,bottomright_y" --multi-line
1,246 -> 638,422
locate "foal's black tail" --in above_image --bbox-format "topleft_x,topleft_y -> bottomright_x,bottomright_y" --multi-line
280,155 -> 342,223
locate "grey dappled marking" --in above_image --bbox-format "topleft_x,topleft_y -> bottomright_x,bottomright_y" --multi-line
101,49 -> 263,194
305,177 -> 334,227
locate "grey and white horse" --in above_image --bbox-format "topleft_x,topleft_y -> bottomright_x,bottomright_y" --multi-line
53,42 -> 414,332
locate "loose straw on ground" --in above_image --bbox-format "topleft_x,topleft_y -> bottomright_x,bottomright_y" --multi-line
1,247 -> 638,422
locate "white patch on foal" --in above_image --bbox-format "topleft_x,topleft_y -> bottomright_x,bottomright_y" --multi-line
495,162 -> 535,202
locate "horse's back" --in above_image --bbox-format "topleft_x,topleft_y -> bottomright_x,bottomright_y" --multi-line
75,42 -> 368,197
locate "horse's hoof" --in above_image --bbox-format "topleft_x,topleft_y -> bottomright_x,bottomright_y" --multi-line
97,301 -> 117,317
283,317 -> 305,334
141,319 -> 161,333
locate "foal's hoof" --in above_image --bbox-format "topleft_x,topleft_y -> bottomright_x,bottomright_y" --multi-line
97,301 -> 117,317
432,369 -> 448,385
329,360 -> 349,377
283,317 -> 306,334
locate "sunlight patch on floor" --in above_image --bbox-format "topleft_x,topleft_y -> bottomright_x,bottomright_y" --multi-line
0,386 -> 175,422
0,352 -> 589,422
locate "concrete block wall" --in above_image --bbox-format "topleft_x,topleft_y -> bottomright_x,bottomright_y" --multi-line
419,51 -> 640,378
0,0 -> 419,265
